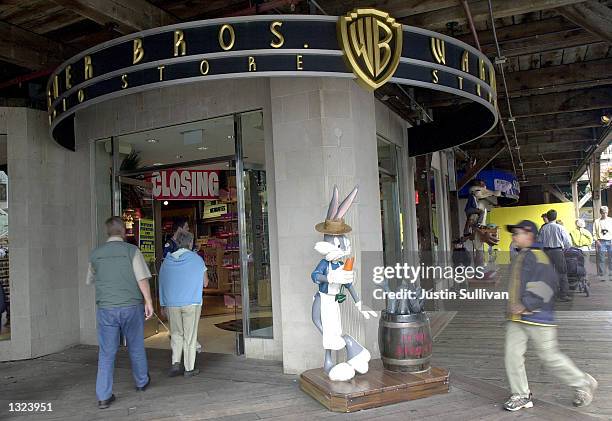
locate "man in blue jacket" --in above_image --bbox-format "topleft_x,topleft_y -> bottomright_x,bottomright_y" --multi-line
503,220 -> 597,411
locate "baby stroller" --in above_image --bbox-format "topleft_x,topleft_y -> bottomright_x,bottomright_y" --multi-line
565,247 -> 590,297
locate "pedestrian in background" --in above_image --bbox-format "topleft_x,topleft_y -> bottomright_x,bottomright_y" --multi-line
503,220 -> 597,411
570,219 -> 593,252
537,210 -> 572,301
163,217 -> 189,258
87,217 -> 154,409
593,206 -> 612,281
159,230 -> 208,378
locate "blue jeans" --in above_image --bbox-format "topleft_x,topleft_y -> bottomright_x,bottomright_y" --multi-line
597,240 -> 612,276
96,304 -> 149,401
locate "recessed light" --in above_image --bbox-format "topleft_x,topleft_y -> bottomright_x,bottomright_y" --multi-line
146,138 -> 158,143
197,146 -> 208,150
163,201 -> 169,205
176,154 -> 183,159
227,135 -> 234,140
153,162 -> 163,166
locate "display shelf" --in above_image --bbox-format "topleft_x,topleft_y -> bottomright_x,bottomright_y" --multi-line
202,217 -> 238,223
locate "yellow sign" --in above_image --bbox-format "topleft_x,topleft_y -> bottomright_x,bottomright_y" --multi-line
337,8 -> 403,90
139,219 -> 155,263
203,203 -> 228,219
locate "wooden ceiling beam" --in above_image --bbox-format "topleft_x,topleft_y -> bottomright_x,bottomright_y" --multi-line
455,16 -> 577,46
311,0 -> 458,17
498,86 -> 612,117
557,0 -> 612,44
402,0 -> 586,30
50,0 -> 178,34
503,58 -> 612,94
455,17 -> 597,57
0,20 -> 76,70
496,110 -> 605,136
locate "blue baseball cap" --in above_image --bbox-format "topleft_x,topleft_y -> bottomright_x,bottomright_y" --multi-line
506,220 -> 538,236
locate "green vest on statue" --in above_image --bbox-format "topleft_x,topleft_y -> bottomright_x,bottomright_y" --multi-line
90,241 -> 143,309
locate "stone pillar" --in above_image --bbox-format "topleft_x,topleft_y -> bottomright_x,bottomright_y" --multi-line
0,108 -> 81,361
270,77 -> 382,374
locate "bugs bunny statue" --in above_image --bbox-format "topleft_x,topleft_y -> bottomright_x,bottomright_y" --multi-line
311,185 -> 378,381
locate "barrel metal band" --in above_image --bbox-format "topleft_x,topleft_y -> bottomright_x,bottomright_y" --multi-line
381,356 -> 431,366
381,320 -> 428,328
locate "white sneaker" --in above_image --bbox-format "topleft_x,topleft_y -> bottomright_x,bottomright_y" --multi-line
503,394 -> 533,411
574,373 -> 598,407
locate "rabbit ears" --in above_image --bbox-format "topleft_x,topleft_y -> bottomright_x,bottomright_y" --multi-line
326,185 -> 358,220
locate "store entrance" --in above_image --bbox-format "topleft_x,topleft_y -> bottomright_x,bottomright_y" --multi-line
109,110 -> 274,357
119,160 -> 243,355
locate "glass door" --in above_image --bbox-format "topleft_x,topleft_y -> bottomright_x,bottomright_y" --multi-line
117,174 -> 160,338
236,111 -> 273,339
378,137 -> 402,266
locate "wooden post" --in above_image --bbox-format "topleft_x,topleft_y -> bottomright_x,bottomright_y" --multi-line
572,181 -> 579,218
591,156 -> 601,218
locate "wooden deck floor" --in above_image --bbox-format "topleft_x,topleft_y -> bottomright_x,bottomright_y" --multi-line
0,275 -> 608,420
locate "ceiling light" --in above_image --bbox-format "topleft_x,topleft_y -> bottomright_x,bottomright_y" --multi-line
153,163 -> 163,166
163,201 -> 169,206
197,146 -> 208,150
176,154 -> 183,159
146,138 -> 158,143
227,135 -> 234,140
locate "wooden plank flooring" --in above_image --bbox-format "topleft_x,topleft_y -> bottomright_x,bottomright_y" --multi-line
0,272 -> 608,419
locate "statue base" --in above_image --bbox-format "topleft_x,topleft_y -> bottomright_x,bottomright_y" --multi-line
299,359 -> 449,413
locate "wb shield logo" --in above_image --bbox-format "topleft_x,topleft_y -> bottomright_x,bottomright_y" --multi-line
338,9 -> 402,90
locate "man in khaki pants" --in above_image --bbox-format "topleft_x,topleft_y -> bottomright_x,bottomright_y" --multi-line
159,231 -> 208,377
504,220 -> 597,411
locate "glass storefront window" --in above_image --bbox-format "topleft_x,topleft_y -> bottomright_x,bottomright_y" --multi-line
240,110 -> 273,338
0,134 -> 8,341
94,110 -> 273,353
378,137 -> 402,266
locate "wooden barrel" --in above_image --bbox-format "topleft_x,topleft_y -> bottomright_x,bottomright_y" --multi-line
378,311 -> 432,373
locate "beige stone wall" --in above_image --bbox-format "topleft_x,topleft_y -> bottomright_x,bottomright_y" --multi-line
270,77 -> 384,374
0,107 -> 81,361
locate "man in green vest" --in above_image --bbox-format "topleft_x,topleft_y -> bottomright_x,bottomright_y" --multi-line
87,216 -> 154,409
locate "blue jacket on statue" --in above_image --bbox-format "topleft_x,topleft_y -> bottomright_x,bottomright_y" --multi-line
311,259 -> 352,294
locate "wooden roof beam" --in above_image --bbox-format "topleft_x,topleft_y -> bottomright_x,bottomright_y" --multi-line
558,0 -> 612,44
50,0 -> 178,34
498,87 -> 612,118
0,21 -> 76,70
402,0 -> 586,30
491,110 -> 606,136
503,58 -> 612,95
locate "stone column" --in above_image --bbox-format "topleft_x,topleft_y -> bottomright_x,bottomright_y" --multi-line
270,77 -> 383,374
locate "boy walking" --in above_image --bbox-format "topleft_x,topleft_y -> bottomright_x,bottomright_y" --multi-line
503,220 -> 597,411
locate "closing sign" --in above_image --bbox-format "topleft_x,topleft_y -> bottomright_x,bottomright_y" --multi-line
151,170 -> 219,200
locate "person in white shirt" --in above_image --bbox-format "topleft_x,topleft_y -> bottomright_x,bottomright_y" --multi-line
593,206 -> 612,281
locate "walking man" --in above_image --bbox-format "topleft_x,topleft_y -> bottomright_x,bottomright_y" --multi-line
87,217 -> 154,409
537,210 -> 572,301
504,220 -> 597,411
593,206 -> 612,281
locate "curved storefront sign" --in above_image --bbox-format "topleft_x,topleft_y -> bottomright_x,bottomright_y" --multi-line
46,9 -> 498,154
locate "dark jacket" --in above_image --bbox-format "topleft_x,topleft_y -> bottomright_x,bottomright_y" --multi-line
508,243 -> 557,326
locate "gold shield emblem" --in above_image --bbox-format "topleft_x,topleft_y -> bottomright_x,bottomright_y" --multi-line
338,9 -> 403,90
